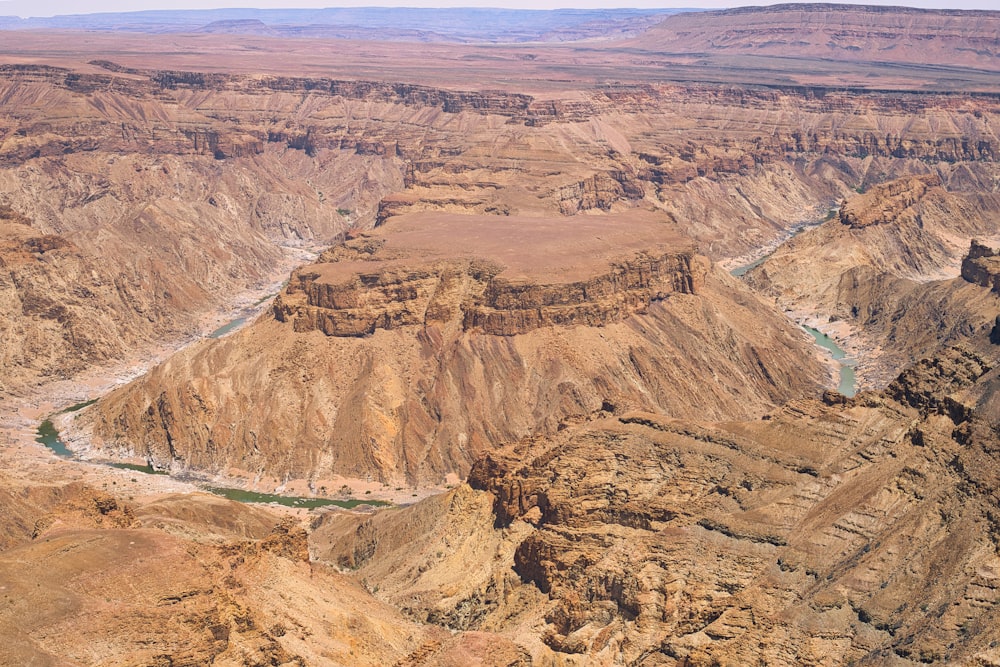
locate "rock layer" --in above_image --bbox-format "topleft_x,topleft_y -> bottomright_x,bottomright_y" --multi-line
961,240 -> 1000,293
276,212 -> 700,338
746,176 -> 1000,387
839,174 -> 940,229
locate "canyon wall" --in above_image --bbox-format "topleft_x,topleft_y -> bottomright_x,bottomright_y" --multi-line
961,240 -> 1000,293
4,60 -> 1000,396
314,341 -> 1000,665
746,175 -> 1000,387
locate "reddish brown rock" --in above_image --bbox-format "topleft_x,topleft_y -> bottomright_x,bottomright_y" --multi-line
276,211 -> 701,338
961,239 -> 1000,293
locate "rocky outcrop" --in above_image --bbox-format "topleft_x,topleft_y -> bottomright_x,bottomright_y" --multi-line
81,211 -> 827,485
745,177 -> 1000,388
441,343 -> 1000,664
0,487 -> 456,667
557,169 -> 645,215
839,174 -> 940,229
463,250 -> 695,335
961,239 -> 1000,293
885,344 -> 990,416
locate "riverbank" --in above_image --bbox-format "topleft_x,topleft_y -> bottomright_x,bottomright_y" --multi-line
802,325 -> 857,397
0,243 -> 442,512
788,310 -> 870,395
722,208 -> 835,276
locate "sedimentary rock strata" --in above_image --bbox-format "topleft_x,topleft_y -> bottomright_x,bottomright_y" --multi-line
80,212 -> 827,485
3,50 -> 1000,398
276,212 -> 700,338
4,5 -> 1000,665
626,4 -> 1000,72
745,175 -> 1000,386
838,175 -> 940,229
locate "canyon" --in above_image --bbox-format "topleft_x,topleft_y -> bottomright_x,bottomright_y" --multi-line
2,4 -> 1000,665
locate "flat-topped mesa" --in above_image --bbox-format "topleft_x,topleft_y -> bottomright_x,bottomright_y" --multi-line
961,240 -> 1000,292
839,174 -> 941,229
274,211 -> 701,337
89,62 -> 535,115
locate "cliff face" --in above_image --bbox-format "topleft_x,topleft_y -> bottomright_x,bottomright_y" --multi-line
275,228 -> 699,338
81,212 -> 827,486
961,240 -> 1000,293
627,4 -> 1000,72
839,174 -> 940,229
0,66 -> 411,395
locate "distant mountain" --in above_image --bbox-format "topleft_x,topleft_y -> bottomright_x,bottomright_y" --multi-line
0,7 -> 688,43
621,3 -> 1000,72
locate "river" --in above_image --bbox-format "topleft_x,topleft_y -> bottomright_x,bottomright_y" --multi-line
728,210 -> 835,277
729,210 -> 858,397
32,273 -> 390,510
35,417 -> 386,509
208,317 -> 247,338
802,325 -> 857,397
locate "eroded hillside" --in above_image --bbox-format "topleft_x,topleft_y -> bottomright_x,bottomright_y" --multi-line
3,54 -> 1000,394
746,175 -> 1000,387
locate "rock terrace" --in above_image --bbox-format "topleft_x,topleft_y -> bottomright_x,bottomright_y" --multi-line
276,211 -> 698,337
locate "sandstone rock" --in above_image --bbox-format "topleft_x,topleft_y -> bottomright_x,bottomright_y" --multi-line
394,344 -> 1000,664
276,212 -> 701,338
839,175 -> 940,229
625,4 -> 1000,73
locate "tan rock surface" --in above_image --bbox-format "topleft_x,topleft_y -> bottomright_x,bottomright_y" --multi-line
0,69 -> 402,395
3,49 -> 1000,397
624,4 -> 1000,84
79,211 -> 827,486
2,6 -> 1000,665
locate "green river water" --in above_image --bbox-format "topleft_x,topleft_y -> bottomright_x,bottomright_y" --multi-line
35,418 -> 386,509
729,213 -> 857,398
802,325 -> 857,397
33,291 -> 373,510
208,317 -> 247,338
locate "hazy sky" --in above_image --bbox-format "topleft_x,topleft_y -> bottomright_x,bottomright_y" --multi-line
1,0 -> 997,16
